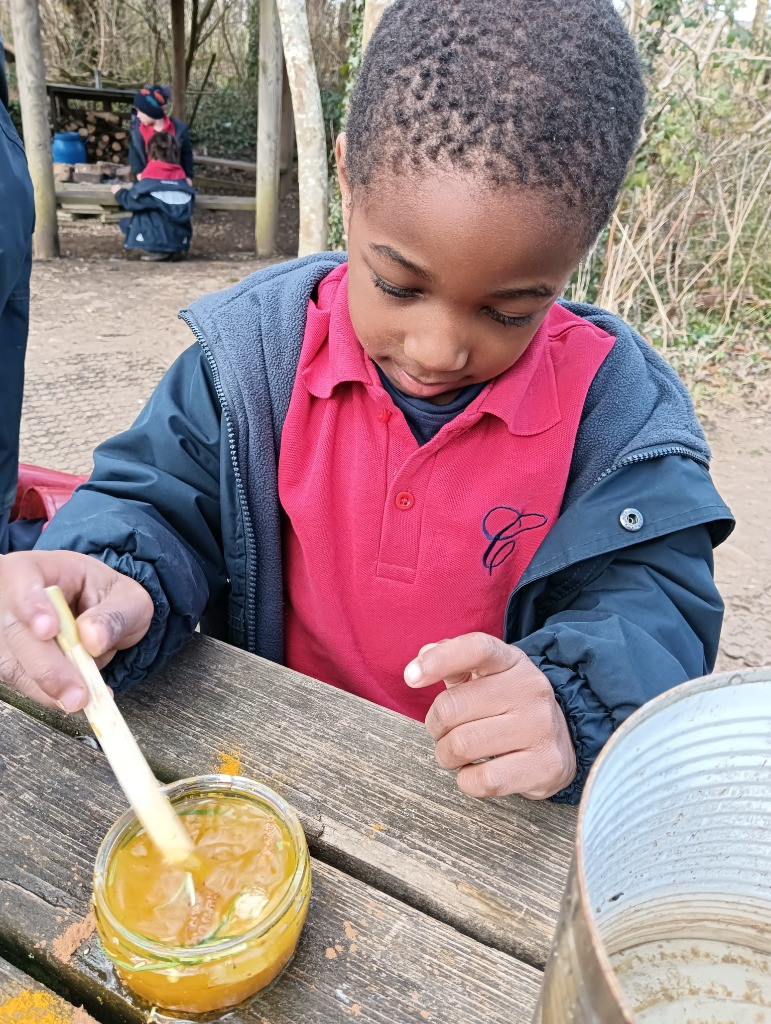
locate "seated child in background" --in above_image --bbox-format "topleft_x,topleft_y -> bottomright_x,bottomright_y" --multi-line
128,84 -> 194,180
0,0 -> 734,805
112,132 -> 195,262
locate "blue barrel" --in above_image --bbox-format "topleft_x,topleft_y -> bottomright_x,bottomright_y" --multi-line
52,131 -> 87,164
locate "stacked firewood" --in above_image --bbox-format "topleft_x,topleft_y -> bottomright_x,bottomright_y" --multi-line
60,109 -> 130,164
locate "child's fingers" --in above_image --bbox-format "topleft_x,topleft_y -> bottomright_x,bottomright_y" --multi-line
415,640 -> 474,686
424,668 -> 539,742
94,651 -> 117,670
456,747 -> 570,801
2,615 -> 87,710
405,632 -> 524,689
0,555 -> 89,706
0,645 -> 73,711
77,579 -> 154,659
0,557 -> 60,640
433,711 -> 531,771
0,551 -> 151,710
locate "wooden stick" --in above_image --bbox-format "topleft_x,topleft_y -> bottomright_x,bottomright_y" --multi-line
45,586 -> 195,867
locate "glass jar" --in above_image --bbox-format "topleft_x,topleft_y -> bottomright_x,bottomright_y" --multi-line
93,775 -> 311,1021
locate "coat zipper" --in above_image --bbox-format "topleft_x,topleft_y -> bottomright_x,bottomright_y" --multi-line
179,310 -> 258,653
592,445 -> 708,486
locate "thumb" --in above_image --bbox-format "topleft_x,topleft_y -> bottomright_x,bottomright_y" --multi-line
77,582 -> 154,658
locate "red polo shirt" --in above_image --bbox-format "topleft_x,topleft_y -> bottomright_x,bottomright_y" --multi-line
279,264 -> 614,720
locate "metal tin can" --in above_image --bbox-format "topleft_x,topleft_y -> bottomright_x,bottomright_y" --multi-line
535,667 -> 771,1023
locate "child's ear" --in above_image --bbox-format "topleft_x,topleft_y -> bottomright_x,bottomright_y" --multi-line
335,133 -> 353,238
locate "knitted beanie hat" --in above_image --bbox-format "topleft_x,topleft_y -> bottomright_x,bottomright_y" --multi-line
133,85 -> 167,121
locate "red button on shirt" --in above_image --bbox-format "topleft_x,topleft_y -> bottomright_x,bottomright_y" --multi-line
279,263 -> 616,721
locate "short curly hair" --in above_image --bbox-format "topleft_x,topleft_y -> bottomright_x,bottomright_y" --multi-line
345,0 -> 646,245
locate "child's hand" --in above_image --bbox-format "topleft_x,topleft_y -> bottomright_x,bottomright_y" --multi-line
110,183 -> 125,194
404,634 -> 576,800
0,551 -> 154,712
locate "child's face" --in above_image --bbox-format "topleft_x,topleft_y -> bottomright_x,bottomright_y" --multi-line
337,136 -> 585,404
136,110 -> 157,126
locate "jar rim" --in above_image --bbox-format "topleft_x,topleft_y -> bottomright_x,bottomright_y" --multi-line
93,774 -> 309,963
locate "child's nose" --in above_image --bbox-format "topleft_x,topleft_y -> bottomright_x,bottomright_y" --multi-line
403,320 -> 469,374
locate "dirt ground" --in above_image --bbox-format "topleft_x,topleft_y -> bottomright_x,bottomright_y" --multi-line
18,214 -> 771,675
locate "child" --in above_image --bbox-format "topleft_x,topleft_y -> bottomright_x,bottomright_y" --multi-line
128,84 -> 194,180
113,132 -> 195,261
0,0 -> 733,804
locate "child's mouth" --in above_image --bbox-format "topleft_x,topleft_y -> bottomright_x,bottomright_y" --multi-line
392,365 -> 464,399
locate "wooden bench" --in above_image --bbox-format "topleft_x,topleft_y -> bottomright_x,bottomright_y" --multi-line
55,183 -> 256,213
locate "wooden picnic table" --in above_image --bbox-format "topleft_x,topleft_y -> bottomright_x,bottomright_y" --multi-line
0,634 -> 576,1023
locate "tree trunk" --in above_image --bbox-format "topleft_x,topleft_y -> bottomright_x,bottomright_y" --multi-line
9,0 -> 59,259
275,0 -> 328,256
279,61 -> 295,175
752,0 -> 768,39
256,0 -> 283,257
627,0 -> 643,36
362,0 -> 393,50
170,0 -> 187,121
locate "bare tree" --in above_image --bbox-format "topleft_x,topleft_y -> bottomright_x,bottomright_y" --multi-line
256,0 -> 282,255
276,0 -> 327,255
170,0 -> 186,119
752,0 -> 768,40
362,0 -> 392,49
9,0 -> 59,258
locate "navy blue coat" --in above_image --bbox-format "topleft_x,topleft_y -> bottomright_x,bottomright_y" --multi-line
115,177 -> 195,254
37,254 -> 734,802
0,97 -> 34,536
128,117 -> 194,179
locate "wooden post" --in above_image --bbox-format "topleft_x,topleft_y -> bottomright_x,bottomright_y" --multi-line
9,0 -> 59,259
275,0 -> 328,256
362,0 -> 393,50
256,0 -> 283,257
170,0 -> 187,122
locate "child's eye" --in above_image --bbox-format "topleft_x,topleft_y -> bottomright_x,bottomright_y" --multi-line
486,308 -> 536,328
373,275 -> 420,299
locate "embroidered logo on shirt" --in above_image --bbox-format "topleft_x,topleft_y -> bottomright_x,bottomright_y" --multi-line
481,506 -> 548,576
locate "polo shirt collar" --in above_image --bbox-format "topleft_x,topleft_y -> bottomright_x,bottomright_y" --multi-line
301,269 -> 372,398
475,315 -> 562,436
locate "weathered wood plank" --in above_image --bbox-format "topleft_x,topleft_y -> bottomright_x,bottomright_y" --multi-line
0,956 -> 98,1024
0,702 -> 541,1023
55,184 -> 256,212
195,154 -> 257,173
2,633 -> 575,967
186,175 -> 257,195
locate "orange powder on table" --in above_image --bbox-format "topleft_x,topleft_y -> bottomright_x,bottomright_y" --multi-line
0,988 -> 97,1024
214,749 -> 242,776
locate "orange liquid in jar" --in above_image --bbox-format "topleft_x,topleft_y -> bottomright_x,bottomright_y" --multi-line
94,786 -> 311,1016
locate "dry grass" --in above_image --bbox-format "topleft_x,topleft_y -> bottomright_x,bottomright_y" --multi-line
569,8 -> 770,398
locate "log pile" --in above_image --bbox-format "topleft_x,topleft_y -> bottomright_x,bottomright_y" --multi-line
55,161 -> 132,185
60,109 -> 130,164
